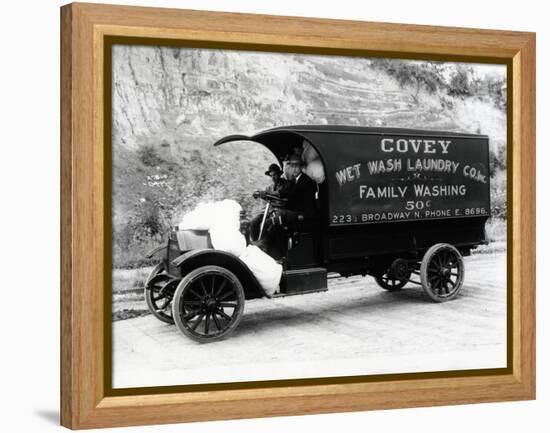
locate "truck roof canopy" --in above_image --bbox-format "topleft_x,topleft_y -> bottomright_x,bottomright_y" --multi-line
213,125 -> 487,164
214,125 -> 490,226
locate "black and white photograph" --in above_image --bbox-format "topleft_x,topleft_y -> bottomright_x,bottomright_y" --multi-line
110,44 -> 507,389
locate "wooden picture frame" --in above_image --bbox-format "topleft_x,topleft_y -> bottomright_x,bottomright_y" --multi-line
60,2 -> 535,429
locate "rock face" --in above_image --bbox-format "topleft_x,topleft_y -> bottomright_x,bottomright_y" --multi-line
112,46 -> 506,151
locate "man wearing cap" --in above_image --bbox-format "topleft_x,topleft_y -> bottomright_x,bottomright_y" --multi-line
249,163 -> 290,244
265,163 -> 288,195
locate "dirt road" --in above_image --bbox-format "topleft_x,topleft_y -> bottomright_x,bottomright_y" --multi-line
112,250 -> 506,388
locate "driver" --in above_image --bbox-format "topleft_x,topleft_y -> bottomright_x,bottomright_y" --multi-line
265,163 -> 288,195
248,163 -> 290,243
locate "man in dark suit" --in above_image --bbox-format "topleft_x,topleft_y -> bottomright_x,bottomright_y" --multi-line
278,154 -> 318,222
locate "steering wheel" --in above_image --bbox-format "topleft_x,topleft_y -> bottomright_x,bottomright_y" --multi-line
252,191 -> 287,241
252,190 -> 287,207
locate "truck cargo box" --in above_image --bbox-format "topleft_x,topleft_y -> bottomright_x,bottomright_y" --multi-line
319,130 -> 491,226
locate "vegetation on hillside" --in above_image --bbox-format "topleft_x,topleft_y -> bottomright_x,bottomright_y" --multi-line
370,59 -> 506,110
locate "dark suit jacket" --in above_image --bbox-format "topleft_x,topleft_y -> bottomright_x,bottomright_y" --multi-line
280,173 -> 317,213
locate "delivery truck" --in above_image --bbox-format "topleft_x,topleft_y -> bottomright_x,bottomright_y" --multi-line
145,125 -> 491,342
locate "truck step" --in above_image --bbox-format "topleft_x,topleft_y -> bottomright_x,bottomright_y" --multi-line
276,267 -> 328,297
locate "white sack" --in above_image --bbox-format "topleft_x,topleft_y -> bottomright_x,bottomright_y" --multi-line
178,199 -> 241,231
209,228 -> 247,257
302,141 -> 320,163
178,202 -> 216,230
179,199 -> 282,296
239,245 -> 282,296
302,142 -> 325,184
210,199 -> 242,232
304,159 -> 325,184
208,199 -> 245,256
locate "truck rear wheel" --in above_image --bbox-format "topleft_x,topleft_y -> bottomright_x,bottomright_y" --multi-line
374,272 -> 409,291
420,243 -> 464,302
172,265 -> 245,343
374,259 -> 411,291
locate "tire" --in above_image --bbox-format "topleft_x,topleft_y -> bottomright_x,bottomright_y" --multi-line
375,271 -> 410,291
420,243 -> 465,302
144,263 -> 176,324
172,265 -> 245,343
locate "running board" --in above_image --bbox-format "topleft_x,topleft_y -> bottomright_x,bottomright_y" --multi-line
276,267 -> 328,296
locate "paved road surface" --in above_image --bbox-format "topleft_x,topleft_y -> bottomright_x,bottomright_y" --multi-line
112,251 -> 506,388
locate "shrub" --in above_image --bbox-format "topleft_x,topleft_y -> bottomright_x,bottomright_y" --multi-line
489,145 -> 507,177
448,66 -> 474,97
490,170 -> 507,219
371,58 -> 445,104
486,76 -> 507,110
137,143 -> 164,167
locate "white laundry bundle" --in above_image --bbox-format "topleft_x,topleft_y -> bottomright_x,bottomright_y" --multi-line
209,227 -> 247,257
304,159 -> 325,184
239,245 -> 282,296
178,199 -> 240,233
302,141 -> 325,184
209,199 -> 242,232
177,199 -> 282,295
302,140 -> 319,163
178,202 -> 217,231
207,199 -> 245,256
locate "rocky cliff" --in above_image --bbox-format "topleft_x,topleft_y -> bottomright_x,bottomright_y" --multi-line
112,45 -> 505,151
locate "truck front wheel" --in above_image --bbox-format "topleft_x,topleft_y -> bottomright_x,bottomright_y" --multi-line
172,265 -> 245,343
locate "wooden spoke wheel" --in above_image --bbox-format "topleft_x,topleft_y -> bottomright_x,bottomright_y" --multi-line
420,243 -> 465,302
144,263 -> 176,324
374,259 -> 411,291
172,265 -> 245,343
374,271 -> 410,291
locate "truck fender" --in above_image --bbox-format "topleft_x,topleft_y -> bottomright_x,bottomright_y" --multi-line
171,249 -> 268,300
144,245 -> 167,259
